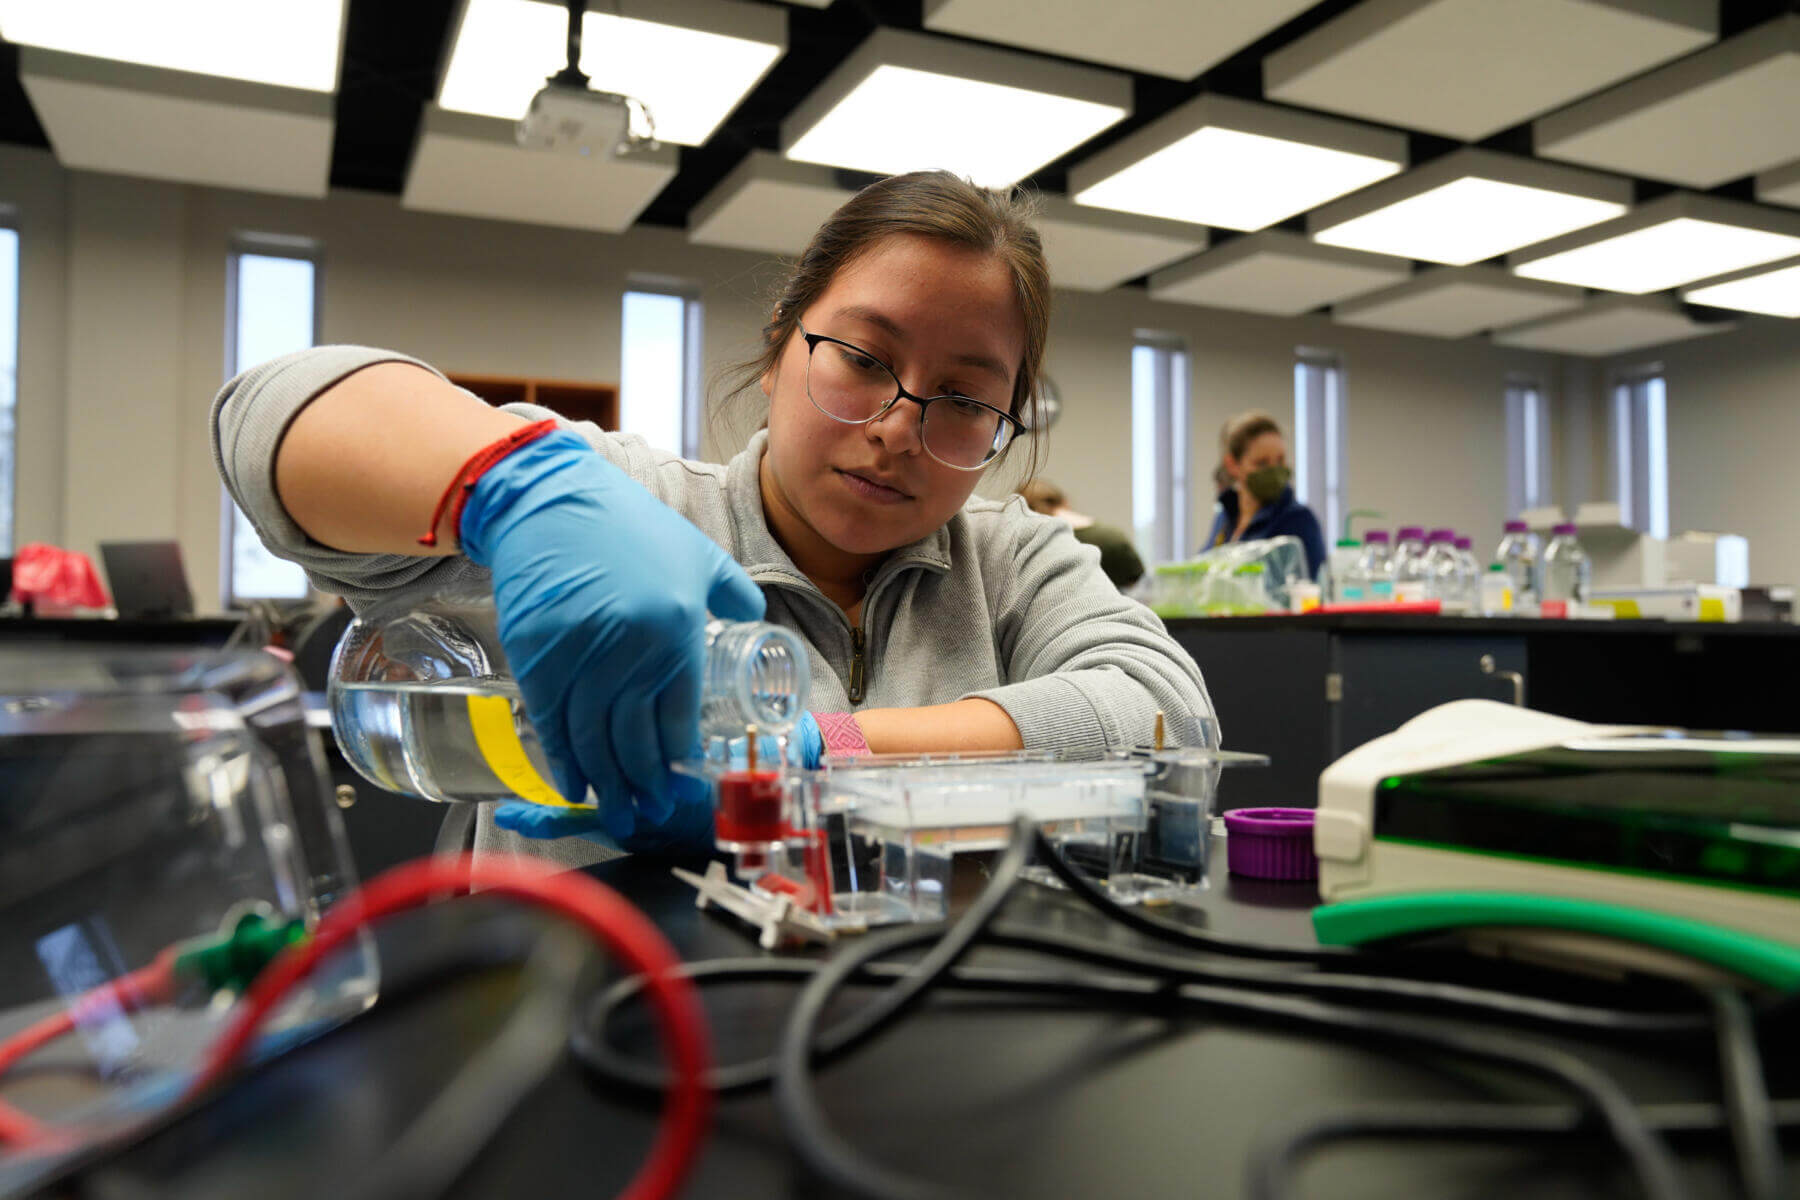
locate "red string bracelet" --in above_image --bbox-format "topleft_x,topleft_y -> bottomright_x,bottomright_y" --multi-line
417,419 -> 561,548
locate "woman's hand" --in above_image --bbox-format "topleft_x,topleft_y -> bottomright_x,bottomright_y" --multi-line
459,430 -> 765,843
491,712 -> 824,855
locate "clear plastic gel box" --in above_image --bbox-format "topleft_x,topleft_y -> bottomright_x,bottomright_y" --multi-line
0,646 -> 376,1175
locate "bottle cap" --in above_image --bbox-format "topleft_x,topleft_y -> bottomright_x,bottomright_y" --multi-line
1504,520 -> 1529,533
1223,808 -> 1318,880
1489,562 -> 1505,572
1363,530 -> 1390,543
1397,526 -> 1425,540
1455,536 -> 1472,550
1427,529 -> 1455,543
1336,538 -> 1360,548
1552,522 -> 1579,535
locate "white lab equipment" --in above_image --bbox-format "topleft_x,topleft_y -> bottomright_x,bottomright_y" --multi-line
1541,524 -> 1592,603
327,584 -> 810,807
1664,532 -> 1750,588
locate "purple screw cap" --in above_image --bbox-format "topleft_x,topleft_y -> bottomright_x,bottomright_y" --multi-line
1504,520 -> 1529,533
1223,807 -> 1318,880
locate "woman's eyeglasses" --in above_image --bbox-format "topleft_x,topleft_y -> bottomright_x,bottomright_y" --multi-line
797,322 -> 1024,471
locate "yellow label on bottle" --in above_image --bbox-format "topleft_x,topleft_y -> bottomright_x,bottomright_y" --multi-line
465,694 -> 584,808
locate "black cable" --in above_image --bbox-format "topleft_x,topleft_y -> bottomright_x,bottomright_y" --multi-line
1708,985 -> 1786,1200
1248,1095 -> 1800,1200
574,819 -> 1040,1098
1029,827 -> 1363,964
760,821 -> 1685,1200
769,818 -> 1036,1200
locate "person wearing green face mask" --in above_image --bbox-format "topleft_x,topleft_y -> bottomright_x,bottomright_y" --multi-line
1201,411 -> 1327,579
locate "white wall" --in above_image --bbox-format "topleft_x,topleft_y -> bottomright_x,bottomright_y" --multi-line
1600,319 -> 1800,587
1,144 -> 1634,614
1035,287 -> 1563,559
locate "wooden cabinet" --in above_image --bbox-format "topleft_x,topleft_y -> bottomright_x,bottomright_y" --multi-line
446,372 -> 619,430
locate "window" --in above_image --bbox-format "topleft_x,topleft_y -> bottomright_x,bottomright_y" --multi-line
1505,375 -> 1552,517
1611,366 -> 1668,539
0,220 -> 16,555
223,238 -> 319,607
1293,349 -> 1346,541
621,288 -> 702,457
1131,333 -> 1190,563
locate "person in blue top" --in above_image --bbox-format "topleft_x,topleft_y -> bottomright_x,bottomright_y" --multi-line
1200,410 -> 1327,579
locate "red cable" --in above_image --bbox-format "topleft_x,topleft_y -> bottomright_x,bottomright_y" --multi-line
186,854 -> 711,1200
0,956 -> 177,1147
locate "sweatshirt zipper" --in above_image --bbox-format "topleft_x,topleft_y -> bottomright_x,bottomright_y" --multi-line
848,625 -> 866,705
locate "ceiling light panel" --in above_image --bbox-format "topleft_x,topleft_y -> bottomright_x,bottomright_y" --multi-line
1148,231 -> 1410,316
1510,194 -> 1800,293
1334,266 -> 1584,339
781,29 -> 1130,188
1683,256 -> 1800,318
1308,149 -> 1630,266
688,153 -> 856,256
404,106 -> 678,233
1534,15 -> 1799,188
1264,0 -> 1716,142
438,0 -> 785,146
1033,197 -> 1208,292
1069,95 -> 1405,231
20,50 -> 332,196
1492,295 -> 1733,356
0,0 -> 346,91
922,0 -> 1317,80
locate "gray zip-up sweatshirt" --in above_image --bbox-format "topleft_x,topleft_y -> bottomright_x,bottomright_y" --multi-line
213,346 -> 1216,865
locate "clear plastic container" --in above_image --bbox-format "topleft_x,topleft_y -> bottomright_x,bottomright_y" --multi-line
1391,526 -> 1431,598
1454,537 -> 1482,609
1421,529 -> 1465,607
328,583 -> 811,807
1542,523 -> 1592,604
1480,563 -> 1514,615
0,646 -> 375,1174
1496,520 -> 1541,604
1327,538 -> 1364,602
1356,530 -> 1395,603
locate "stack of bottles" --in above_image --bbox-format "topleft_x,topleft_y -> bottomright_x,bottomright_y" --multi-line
1321,520 -> 1591,617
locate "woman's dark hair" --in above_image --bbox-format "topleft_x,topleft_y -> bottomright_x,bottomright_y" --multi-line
1216,410 -> 1284,489
713,170 -> 1050,479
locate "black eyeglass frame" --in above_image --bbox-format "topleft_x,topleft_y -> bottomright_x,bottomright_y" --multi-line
795,322 -> 1027,472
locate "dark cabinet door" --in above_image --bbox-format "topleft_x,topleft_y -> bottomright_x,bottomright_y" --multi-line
1172,627 -> 1332,811
1330,633 -> 1528,761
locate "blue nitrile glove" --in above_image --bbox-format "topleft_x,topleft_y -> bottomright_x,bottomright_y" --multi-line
459,429 -> 764,849
728,710 -> 824,772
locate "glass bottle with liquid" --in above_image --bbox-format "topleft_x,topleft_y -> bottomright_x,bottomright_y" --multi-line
327,583 -> 810,807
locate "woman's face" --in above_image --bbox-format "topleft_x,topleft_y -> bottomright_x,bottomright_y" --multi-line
761,234 -> 1026,558
1230,431 -> 1288,482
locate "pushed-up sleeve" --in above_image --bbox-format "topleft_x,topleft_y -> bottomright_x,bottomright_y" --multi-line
965,505 -> 1217,758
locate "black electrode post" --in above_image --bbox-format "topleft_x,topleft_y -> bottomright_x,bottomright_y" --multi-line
553,0 -> 589,88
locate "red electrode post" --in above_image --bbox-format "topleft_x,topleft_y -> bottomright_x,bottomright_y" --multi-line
714,725 -> 784,866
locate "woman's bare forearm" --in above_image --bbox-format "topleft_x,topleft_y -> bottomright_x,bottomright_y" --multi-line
273,362 -> 526,555
851,698 -> 1023,755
